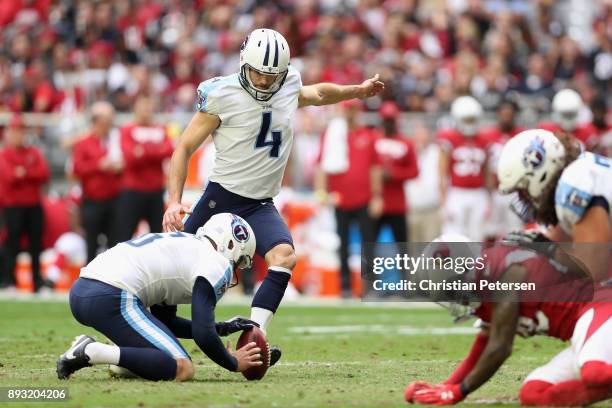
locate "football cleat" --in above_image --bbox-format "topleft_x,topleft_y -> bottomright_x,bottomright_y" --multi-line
56,334 -> 95,379
269,346 -> 282,367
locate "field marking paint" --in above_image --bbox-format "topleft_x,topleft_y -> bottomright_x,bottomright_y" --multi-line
0,292 -> 440,309
288,325 -> 478,336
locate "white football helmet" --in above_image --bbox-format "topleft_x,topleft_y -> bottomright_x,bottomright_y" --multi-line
552,89 -> 582,132
497,129 -> 566,208
196,213 -> 256,270
451,96 -> 483,137
239,28 -> 290,101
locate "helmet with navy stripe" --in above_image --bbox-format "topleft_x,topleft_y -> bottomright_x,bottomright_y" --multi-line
196,213 -> 256,270
497,129 -> 566,208
239,28 -> 290,102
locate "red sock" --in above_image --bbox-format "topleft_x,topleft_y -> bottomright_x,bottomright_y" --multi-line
581,361 -> 612,387
520,379 -> 612,406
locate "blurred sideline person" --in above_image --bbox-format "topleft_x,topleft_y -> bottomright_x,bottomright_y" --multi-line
584,94 -> 611,155
438,96 -> 492,241
163,29 -> 384,333
116,94 -> 173,242
57,213 -> 266,381
483,99 -> 525,239
538,89 -> 597,150
406,124 -> 441,242
72,101 -> 123,262
374,101 -> 419,245
0,114 -> 49,291
315,100 -> 383,298
497,129 -> 611,282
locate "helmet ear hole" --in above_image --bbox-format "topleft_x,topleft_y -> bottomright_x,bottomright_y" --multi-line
228,240 -> 234,250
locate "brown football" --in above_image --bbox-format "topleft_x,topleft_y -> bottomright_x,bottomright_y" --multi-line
236,326 -> 270,380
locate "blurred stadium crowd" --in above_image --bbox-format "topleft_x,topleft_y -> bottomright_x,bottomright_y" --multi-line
0,0 -> 610,113
0,0 -> 610,295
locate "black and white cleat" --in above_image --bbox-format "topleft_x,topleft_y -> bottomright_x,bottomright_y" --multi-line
269,346 -> 282,367
56,335 -> 95,379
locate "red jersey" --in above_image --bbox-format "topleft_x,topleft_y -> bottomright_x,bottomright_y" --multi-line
480,125 -> 525,143
437,129 -> 490,189
374,135 -> 419,214
42,197 -> 71,250
475,245 -> 592,341
481,126 -> 526,186
119,124 -> 173,192
0,145 -> 49,207
578,122 -> 612,153
72,133 -> 122,201
538,122 -> 598,151
320,127 -> 381,210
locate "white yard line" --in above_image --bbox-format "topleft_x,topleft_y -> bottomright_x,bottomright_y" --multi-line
0,292 -> 439,309
289,325 -> 478,335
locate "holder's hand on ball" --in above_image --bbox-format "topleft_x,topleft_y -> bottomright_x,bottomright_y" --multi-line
227,340 -> 262,372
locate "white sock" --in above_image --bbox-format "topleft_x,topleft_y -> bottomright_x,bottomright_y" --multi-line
84,342 -> 120,365
269,266 -> 292,274
250,307 -> 274,334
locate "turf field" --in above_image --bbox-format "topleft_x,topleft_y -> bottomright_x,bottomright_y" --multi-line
0,299 -> 609,408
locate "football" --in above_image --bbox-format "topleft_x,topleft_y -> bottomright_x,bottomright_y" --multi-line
236,326 -> 270,381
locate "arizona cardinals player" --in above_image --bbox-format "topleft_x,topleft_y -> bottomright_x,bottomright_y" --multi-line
438,96 -> 492,241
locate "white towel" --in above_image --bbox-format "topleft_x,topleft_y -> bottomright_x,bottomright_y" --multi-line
320,117 -> 349,174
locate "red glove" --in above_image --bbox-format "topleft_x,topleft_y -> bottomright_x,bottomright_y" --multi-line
405,381 -> 432,403
414,383 -> 465,405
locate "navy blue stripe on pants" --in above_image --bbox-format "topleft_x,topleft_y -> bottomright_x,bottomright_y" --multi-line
69,278 -> 189,360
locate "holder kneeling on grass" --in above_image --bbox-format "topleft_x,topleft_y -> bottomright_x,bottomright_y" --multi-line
57,213 -> 277,381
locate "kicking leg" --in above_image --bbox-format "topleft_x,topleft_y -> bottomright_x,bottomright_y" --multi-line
251,243 -> 296,332
243,202 -> 295,333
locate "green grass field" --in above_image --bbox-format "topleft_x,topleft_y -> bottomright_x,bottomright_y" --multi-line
1,300 -> 610,408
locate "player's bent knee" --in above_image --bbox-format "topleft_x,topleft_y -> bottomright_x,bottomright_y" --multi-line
175,358 -> 194,382
581,361 -> 612,387
519,380 -> 551,406
266,244 -> 296,270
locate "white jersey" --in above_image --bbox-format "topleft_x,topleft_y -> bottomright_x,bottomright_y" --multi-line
555,152 -> 612,235
80,232 -> 232,307
196,67 -> 302,199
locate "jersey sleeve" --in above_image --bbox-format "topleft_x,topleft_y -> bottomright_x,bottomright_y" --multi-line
554,160 -> 596,229
195,78 -> 226,117
193,252 -> 233,302
284,66 -> 303,97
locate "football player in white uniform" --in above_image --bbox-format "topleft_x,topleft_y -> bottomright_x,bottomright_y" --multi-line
496,129 -> 612,281
57,213 -> 264,382
162,29 -> 384,341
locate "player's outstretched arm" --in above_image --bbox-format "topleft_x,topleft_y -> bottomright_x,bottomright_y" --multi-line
164,112 -> 220,232
458,301 -> 518,394
191,277 -> 262,373
298,74 -> 385,107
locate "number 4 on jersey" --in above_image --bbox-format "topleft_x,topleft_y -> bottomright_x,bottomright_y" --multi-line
255,111 -> 282,158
